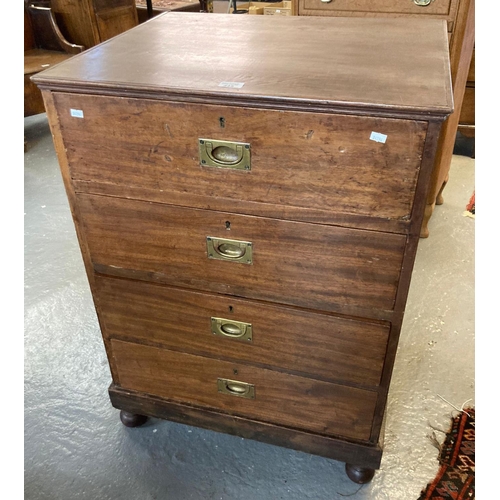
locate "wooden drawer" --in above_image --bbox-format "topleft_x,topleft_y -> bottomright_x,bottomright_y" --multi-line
79,194 -> 406,317
111,339 -> 378,441
96,276 -> 390,387
55,93 -> 427,225
301,0 -> 454,17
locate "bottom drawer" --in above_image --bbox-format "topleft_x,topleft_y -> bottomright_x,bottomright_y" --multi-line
111,339 -> 378,442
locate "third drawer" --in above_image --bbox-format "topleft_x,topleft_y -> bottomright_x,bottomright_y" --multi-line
95,275 -> 390,387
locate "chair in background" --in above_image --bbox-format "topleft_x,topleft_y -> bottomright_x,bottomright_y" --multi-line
24,1 -> 84,120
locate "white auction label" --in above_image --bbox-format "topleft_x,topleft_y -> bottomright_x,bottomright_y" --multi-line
70,109 -> 84,118
218,82 -> 245,89
370,131 -> 387,143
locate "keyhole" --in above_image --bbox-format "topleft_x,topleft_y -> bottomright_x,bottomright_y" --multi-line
225,220 -> 231,230
219,117 -> 226,128
228,305 -> 234,313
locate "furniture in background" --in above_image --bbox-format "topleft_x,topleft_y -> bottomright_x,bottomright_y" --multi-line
24,0 -> 84,148
34,13 -> 452,485
457,45 -> 475,157
135,0 -> 201,22
50,0 -> 139,49
294,0 -> 475,237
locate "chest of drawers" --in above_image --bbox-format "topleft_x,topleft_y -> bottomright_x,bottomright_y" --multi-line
34,12 -> 452,484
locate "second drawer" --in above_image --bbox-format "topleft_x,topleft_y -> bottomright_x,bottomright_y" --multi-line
95,275 -> 390,387
79,194 -> 407,317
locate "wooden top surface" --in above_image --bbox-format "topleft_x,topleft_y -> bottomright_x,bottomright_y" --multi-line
33,12 -> 453,116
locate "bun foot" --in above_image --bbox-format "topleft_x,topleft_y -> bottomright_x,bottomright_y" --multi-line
345,464 -> 376,484
120,410 -> 148,427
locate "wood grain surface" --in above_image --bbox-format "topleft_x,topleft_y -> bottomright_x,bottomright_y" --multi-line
33,13 -> 452,117
109,384 -> 384,466
51,0 -> 138,47
78,194 -> 406,316
55,93 -> 428,223
33,10 -> 455,472
300,0 -> 457,18
95,276 -> 390,387
111,339 -> 378,441
458,87 -> 474,125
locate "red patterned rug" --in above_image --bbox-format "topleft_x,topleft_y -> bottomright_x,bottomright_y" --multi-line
418,408 -> 475,499
464,191 -> 475,218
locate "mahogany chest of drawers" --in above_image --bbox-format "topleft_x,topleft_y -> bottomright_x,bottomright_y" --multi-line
34,12 -> 452,484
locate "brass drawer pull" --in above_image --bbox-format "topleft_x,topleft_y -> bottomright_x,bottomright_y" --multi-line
206,237 -> 253,264
218,242 -> 245,258
217,378 -> 255,399
211,317 -> 253,342
413,0 -> 433,6
199,138 -> 251,170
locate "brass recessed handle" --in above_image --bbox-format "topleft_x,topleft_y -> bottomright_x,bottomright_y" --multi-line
217,378 -> 255,399
221,323 -> 242,335
211,317 -> 253,342
199,138 -> 251,170
209,145 -> 244,165
206,237 -> 253,264
217,242 -> 245,259
413,0 -> 433,6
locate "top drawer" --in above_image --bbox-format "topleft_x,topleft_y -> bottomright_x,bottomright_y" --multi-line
54,93 -> 427,231
301,0 -> 455,17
